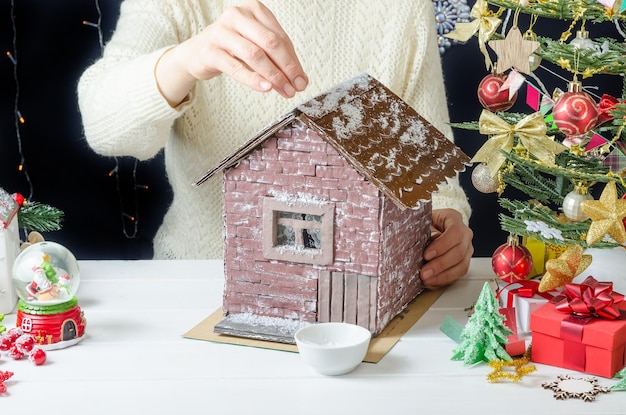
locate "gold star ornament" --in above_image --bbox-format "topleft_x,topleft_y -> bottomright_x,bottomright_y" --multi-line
538,245 -> 592,292
580,181 -> 626,245
488,26 -> 539,74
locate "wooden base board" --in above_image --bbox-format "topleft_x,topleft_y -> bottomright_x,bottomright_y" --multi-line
183,287 -> 445,363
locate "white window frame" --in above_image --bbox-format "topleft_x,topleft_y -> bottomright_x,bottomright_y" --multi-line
262,197 -> 334,265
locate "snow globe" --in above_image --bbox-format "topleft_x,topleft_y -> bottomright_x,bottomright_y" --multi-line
12,241 -> 86,350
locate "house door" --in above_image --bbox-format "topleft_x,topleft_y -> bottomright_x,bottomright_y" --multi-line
62,320 -> 77,341
317,271 -> 377,331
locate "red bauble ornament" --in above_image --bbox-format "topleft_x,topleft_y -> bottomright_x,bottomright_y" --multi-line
492,237 -> 533,283
29,348 -> 47,366
477,73 -> 517,112
622,193 -> 626,230
553,81 -> 598,136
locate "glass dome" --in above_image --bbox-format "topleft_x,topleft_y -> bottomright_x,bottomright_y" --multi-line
12,241 -> 80,306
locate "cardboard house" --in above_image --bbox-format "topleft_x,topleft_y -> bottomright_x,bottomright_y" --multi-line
196,73 -> 470,343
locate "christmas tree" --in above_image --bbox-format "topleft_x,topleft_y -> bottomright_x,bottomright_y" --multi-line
451,281 -> 513,364
447,0 -> 626,270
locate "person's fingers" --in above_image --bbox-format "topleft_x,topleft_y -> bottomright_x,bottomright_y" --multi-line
219,2 -> 307,97
241,0 -> 308,90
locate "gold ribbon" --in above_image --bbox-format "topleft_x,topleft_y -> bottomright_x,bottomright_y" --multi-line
473,110 -> 567,177
445,0 -> 502,70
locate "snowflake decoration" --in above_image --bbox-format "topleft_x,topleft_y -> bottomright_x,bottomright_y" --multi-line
542,375 -> 610,402
433,0 -> 471,54
524,220 -> 565,241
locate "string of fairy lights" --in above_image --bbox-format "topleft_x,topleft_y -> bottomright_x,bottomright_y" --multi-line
6,0 -> 146,240
6,0 -> 32,202
82,0 -> 145,239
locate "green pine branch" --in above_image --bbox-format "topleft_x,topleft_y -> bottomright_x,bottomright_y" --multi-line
537,36 -> 626,76
498,198 -> 621,249
487,0 -> 625,22
18,201 -> 64,233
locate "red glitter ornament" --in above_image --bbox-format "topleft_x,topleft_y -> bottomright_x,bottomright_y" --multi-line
492,236 -> 533,283
477,73 -> 517,112
553,81 -> 598,136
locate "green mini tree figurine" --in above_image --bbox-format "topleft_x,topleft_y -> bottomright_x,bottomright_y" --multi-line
452,281 -> 512,365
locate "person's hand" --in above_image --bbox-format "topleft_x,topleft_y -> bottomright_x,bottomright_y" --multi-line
420,208 -> 474,289
155,0 -> 308,106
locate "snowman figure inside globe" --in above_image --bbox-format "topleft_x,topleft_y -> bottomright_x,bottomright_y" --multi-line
12,241 -> 86,350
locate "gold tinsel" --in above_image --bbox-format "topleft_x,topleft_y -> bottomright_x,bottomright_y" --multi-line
487,354 -> 536,383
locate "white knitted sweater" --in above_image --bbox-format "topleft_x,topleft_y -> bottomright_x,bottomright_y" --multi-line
77,0 -> 472,259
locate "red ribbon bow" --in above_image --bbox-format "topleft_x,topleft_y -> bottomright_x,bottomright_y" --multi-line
597,94 -> 621,126
554,276 -> 624,319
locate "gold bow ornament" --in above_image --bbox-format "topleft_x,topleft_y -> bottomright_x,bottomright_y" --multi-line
444,0 -> 502,70
473,110 -> 568,178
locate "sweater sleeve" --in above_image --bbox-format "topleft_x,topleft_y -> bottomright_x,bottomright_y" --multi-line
400,0 -> 472,224
76,0 -> 197,160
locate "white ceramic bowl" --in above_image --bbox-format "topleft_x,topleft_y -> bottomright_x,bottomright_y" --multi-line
294,322 -> 372,376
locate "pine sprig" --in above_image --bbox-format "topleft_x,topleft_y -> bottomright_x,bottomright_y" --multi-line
498,198 -> 621,249
18,201 -> 64,233
537,36 -> 626,76
486,0 -> 624,22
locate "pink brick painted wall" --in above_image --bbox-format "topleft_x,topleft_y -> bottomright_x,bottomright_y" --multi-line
375,198 -> 431,332
221,120 -> 383,321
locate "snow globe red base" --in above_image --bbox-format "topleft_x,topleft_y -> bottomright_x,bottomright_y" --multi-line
12,241 -> 86,350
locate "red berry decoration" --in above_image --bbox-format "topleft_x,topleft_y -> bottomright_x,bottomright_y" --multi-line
0,371 -> 14,394
29,348 -> 47,366
5,327 -> 23,343
0,336 -> 11,352
15,334 -> 35,354
8,345 -> 24,360
11,192 -> 25,207
477,73 -> 517,112
553,81 -> 598,136
492,236 -> 533,283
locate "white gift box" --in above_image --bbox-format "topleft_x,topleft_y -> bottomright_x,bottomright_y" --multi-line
497,280 -> 557,335
0,192 -> 20,314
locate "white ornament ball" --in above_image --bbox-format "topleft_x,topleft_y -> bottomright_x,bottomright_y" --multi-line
562,190 -> 593,222
471,163 -> 498,193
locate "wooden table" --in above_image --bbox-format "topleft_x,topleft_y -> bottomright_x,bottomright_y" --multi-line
1,258 -> 623,414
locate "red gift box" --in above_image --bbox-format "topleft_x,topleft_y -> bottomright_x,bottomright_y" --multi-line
530,276 -> 626,378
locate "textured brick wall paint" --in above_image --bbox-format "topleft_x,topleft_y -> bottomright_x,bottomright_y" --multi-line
375,198 -> 432,333
221,120 -> 383,321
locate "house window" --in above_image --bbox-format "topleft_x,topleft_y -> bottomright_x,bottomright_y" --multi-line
263,197 -> 334,265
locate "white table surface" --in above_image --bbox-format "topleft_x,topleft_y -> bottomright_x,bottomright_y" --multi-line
1,258 -> 624,414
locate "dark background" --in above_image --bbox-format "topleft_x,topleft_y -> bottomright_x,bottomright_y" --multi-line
0,1 -> 620,260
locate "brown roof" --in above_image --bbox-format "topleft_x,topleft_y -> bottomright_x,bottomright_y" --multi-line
195,73 -> 469,210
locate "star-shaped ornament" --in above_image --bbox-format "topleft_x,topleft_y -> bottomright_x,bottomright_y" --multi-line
538,244 -> 592,292
580,181 -> 626,245
488,26 -> 539,74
